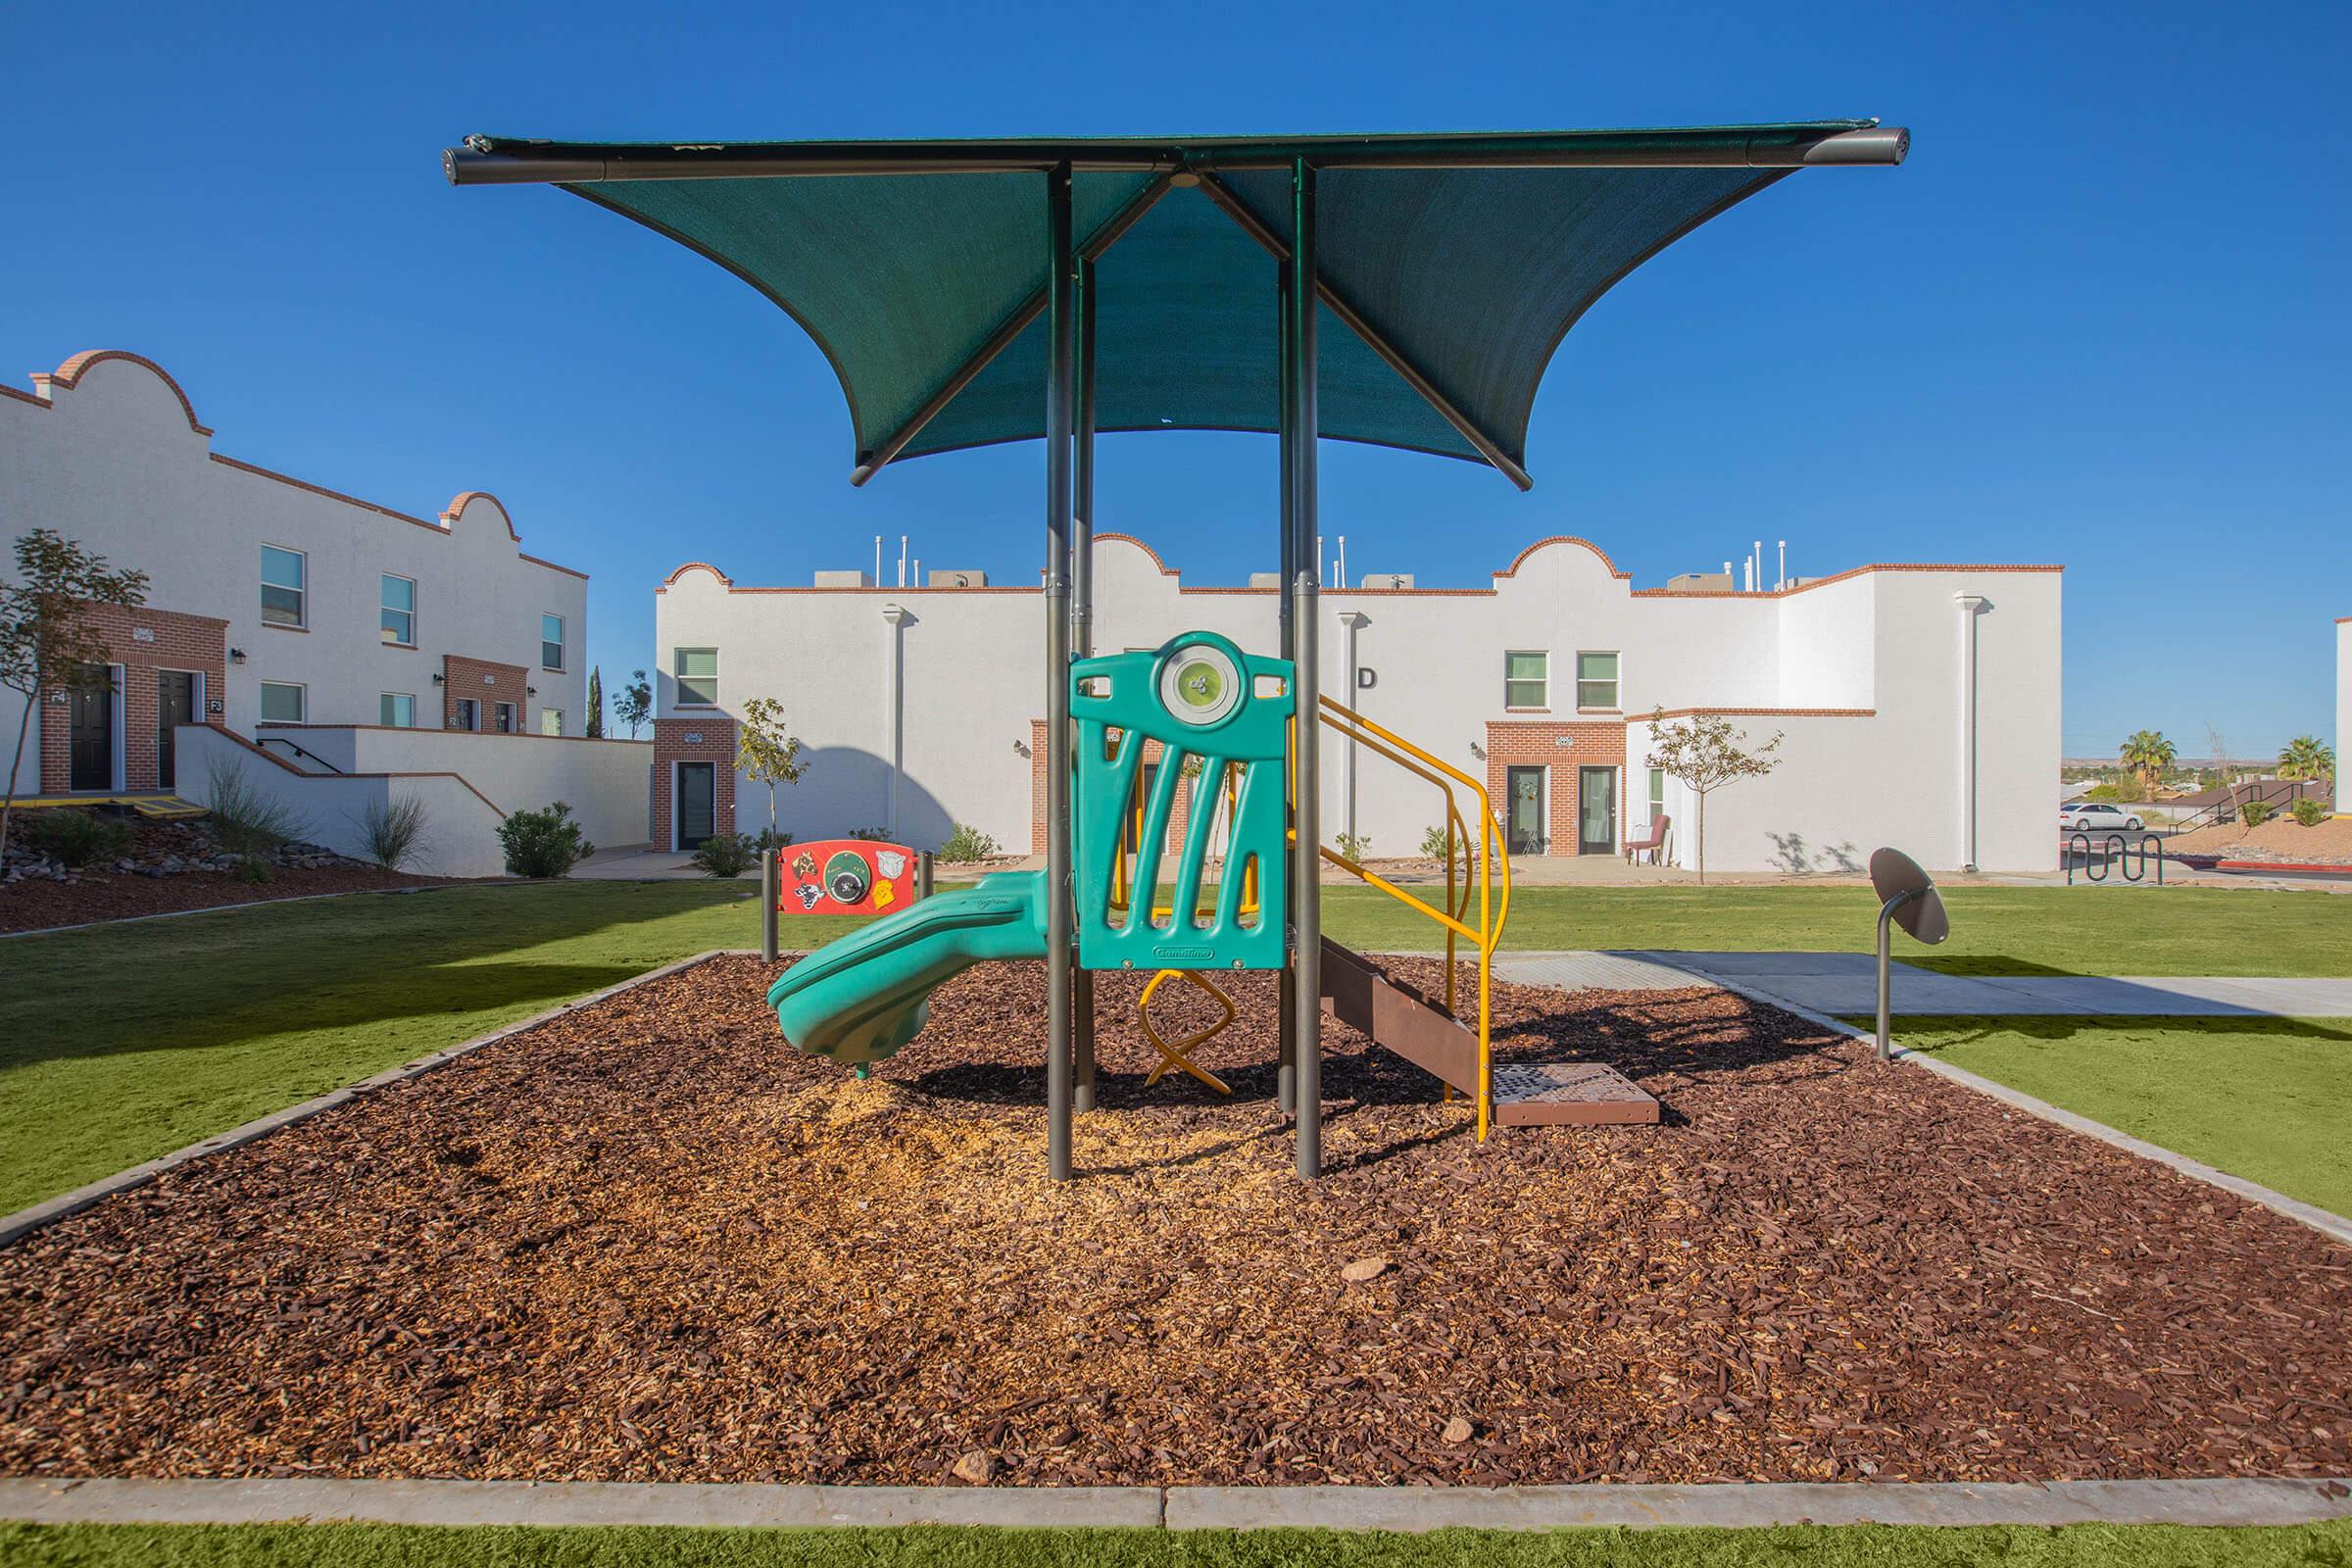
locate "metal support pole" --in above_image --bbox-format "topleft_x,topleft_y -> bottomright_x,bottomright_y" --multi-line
1044,163 -> 1076,1181
917,850 -> 934,903
1072,256 -> 1099,1115
1286,157 -> 1323,1180
1274,260 -> 1298,1119
761,849 -> 779,963
1874,889 -> 1916,1061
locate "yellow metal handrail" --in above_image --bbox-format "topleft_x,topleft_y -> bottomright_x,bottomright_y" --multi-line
1315,696 -> 1512,1139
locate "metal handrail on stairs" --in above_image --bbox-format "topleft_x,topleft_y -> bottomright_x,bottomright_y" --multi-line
255,736 -> 346,774
1314,696 -> 1512,1139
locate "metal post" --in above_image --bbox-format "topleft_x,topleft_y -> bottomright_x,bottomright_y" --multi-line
917,849 -> 934,903
1044,163 -> 1076,1181
1274,260 -> 1298,1119
761,849 -> 779,963
1072,256 -> 1099,1115
1286,156 -> 1323,1180
1874,889 -> 1914,1061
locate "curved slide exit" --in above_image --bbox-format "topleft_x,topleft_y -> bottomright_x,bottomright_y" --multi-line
765,870 -> 1048,1066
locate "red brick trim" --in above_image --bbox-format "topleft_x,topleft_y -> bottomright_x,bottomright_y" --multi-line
653,716 -> 738,849
440,491 -> 519,540
36,604 -> 227,794
256,721 -> 649,748
1638,707 -> 1877,720
206,725 -> 507,815
1483,719 -> 1626,857
1632,564 -> 2064,600
1030,718 -> 1204,857
1494,536 -> 1633,582
1094,533 -> 1178,575
32,351 -> 213,436
442,656 -> 529,733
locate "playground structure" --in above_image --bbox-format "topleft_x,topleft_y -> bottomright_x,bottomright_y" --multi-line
447,122 -> 1907,1178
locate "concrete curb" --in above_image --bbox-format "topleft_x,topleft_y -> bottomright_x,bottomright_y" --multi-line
0,950 -> 744,1250
1632,954 -> 2352,1250
1,1476 -> 2346,1532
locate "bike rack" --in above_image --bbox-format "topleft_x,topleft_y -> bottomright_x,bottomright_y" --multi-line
2067,831 -> 2163,885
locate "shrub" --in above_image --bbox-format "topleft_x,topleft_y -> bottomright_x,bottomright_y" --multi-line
497,802 -> 595,878
938,823 -> 999,863
237,854 -> 275,885
2239,800 -> 2275,828
2291,798 -> 2327,827
354,796 -> 429,870
204,758 -> 308,858
752,826 -> 793,852
1332,831 -> 1372,861
2082,783 -> 2124,803
1419,823 -> 1464,861
847,825 -> 891,842
690,832 -> 759,878
21,809 -> 133,868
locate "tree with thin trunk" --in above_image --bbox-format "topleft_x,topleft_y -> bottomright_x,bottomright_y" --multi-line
1,529 -> 151,859
1642,708 -> 1784,886
2206,723 -> 2238,818
615,669 -> 652,739
585,666 -> 605,739
734,696 -> 807,845
2119,729 -> 2177,800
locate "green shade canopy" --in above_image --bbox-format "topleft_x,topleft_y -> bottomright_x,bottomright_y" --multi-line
448,124 -> 1905,488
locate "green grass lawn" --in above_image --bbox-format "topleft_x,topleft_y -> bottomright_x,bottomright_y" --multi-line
4,1522 -> 2347,1567
3,880 -> 2343,1215
1885,1015 -> 2352,1217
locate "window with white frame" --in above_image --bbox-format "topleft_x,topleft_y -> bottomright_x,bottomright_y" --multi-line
260,546 -> 306,628
381,574 -> 416,646
1576,651 -> 1620,710
541,613 -> 565,671
675,647 -> 719,707
1648,766 -> 1666,825
380,692 -> 416,727
540,709 -> 564,737
259,681 -> 305,722
1503,650 -> 1547,709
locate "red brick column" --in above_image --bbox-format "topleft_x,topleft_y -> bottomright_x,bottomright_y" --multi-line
38,603 -> 227,793
443,655 -> 529,732
653,715 -> 737,850
1031,719 -> 1198,857
1483,719 -> 1627,855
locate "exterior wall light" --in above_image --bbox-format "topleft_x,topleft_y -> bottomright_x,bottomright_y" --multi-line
228,647 -> 247,664
431,672 -> 447,685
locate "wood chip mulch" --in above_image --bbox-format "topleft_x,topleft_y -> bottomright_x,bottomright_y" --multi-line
2,955 -> 2346,1488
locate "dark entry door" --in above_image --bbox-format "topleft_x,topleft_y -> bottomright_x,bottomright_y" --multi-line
1578,766 -> 1617,857
156,670 -> 195,791
677,761 -> 715,850
69,662 -> 115,792
1504,765 -> 1544,855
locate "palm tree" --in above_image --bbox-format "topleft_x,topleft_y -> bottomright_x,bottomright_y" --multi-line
2118,729 -> 2177,799
2278,735 -> 2335,784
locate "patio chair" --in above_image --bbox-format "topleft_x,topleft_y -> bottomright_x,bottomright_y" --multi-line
1623,814 -> 1670,866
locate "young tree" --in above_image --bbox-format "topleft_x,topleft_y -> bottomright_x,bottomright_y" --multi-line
1642,709 -> 1784,885
614,668 -> 653,739
2118,729 -> 2177,799
734,695 -> 807,844
2278,735 -> 2335,786
585,665 -> 605,739
1,529 -> 151,858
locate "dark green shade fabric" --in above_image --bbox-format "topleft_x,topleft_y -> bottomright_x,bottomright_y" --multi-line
476,125 -> 1892,486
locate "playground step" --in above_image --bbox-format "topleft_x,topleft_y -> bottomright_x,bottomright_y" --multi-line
1318,940 -> 1659,1128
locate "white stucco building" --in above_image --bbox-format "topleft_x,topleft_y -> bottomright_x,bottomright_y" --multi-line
652,533 -> 2062,874
1,350 -> 650,874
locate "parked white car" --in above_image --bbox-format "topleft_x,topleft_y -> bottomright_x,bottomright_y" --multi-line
2060,803 -> 2146,833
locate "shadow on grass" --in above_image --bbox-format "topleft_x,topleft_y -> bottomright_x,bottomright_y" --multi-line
1892,1014 -> 2352,1051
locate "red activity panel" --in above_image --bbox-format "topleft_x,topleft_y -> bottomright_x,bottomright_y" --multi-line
776,838 -> 916,916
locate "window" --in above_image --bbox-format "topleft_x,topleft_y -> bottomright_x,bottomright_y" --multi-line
1648,766 -> 1666,824
380,574 -> 416,646
675,647 -> 719,707
259,681 -> 305,723
454,698 -> 479,731
540,709 -> 565,737
260,546 -> 306,628
494,702 -> 515,734
1503,650 -> 1547,709
1576,651 -> 1620,710
541,613 -> 565,671
380,692 -> 416,728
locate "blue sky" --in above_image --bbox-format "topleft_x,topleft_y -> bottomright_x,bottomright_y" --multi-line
7,2 -> 2346,759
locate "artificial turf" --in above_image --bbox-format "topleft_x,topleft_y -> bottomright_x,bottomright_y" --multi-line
1887,1014 -> 2352,1217
4,1523 -> 2350,1567
2,880 -> 2344,1214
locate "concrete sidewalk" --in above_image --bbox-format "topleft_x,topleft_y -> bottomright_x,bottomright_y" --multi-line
1621,951 -> 2352,1018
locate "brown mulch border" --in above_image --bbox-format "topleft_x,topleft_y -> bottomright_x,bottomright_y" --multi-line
0,864 -> 451,934
1,955 -> 2346,1488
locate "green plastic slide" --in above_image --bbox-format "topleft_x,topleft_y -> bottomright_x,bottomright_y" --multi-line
765,869 -> 1049,1065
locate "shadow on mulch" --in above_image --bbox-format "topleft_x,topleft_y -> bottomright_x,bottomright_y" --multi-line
1,953 -> 2346,1492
